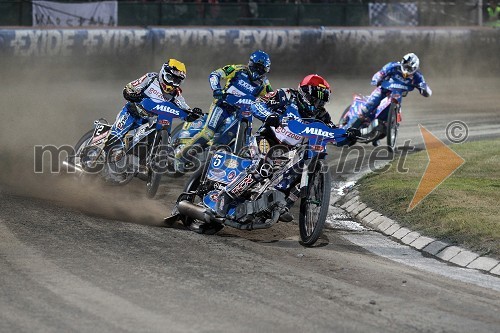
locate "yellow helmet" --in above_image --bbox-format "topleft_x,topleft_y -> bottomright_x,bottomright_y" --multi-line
159,59 -> 187,94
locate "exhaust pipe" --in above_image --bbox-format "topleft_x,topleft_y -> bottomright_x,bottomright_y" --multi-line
62,160 -> 84,174
177,201 -> 280,230
178,200 -> 212,224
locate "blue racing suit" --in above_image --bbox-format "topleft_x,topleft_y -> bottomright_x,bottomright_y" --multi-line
215,88 -> 353,217
175,64 -> 272,160
362,61 -> 432,117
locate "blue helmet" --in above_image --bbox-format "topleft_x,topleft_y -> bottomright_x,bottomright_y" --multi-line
248,50 -> 271,81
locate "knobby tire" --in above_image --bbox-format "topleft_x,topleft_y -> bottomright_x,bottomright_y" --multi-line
386,104 -> 399,153
299,166 -> 331,246
146,130 -> 169,198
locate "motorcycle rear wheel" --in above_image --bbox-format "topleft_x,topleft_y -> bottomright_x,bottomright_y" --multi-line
67,130 -> 93,170
101,143 -> 134,185
169,122 -> 205,178
66,129 -> 104,183
298,166 -> 331,246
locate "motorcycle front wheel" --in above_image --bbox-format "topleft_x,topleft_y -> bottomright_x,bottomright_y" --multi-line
146,130 -> 169,198
181,160 -> 212,228
233,120 -> 249,156
386,104 -> 399,153
298,166 -> 331,246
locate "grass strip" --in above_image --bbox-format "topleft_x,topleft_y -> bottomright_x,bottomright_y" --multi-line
357,139 -> 500,259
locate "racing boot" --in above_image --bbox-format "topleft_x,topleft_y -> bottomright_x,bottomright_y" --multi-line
188,220 -> 224,235
278,211 -> 294,222
279,183 -> 300,222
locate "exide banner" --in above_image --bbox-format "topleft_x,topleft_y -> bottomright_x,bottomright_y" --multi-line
1,28 -> 494,57
32,1 -> 118,27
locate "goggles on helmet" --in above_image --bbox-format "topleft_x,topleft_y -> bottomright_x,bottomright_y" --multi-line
163,71 -> 185,87
249,62 -> 268,76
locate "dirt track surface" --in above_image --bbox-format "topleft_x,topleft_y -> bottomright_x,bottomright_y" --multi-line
1,74 -> 500,332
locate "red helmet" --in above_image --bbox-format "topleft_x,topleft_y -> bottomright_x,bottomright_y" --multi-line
298,74 -> 331,117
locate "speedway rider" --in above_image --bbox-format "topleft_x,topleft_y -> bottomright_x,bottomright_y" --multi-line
349,53 -> 432,142
190,74 -> 358,234
174,50 -> 273,172
106,59 -> 202,154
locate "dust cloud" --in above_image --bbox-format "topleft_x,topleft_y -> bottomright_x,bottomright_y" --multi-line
0,59 -> 178,224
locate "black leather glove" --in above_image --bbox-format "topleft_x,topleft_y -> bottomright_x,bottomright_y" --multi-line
123,88 -> 142,103
345,128 -> 360,146
346,128 -> 360,139
186,107 -> 203,122
265,113 -> 281,128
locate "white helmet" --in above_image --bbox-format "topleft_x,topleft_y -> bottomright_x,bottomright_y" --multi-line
401,53 -> 420,77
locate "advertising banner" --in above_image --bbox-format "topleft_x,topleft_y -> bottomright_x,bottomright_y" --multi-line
0,28 -> 498,75
32,1 -> 118,27
369,2 -> 418,26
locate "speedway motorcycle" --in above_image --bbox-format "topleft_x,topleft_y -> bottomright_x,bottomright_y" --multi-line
338,81 -> 409,152
63,98 -> 201,198
169,94 -> 256,171
165,119 -> 350,246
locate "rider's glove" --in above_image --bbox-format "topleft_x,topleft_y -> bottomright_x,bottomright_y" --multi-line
345,128 -> 360,146
265,113 -> 281,128
123,88 -> 143,103
213,89 -> 224,100
186,107 -> 203,122
418,83 -> 432,97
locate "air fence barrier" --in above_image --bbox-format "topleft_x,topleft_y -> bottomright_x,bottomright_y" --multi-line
0,27 -> 498,77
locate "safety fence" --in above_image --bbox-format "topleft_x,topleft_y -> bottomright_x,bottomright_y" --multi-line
0,1 -> 487,27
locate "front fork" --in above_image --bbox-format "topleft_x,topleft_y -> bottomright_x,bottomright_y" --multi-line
146,131 -> 160,169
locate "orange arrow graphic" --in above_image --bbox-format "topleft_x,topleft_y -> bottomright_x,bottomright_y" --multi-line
408,125 -> 465,212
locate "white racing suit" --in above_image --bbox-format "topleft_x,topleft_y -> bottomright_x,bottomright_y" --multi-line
108,72 -> 193,148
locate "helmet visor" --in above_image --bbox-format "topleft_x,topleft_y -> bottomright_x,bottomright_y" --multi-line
313,98 -> 326,108
249,63 -> 268,76
164,71 -> 184,87
311,87 -> 330,108
402,62 -> 416,75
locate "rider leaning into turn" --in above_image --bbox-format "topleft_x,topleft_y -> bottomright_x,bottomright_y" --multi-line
360,52 -> 432,120
174,50 -> 273,172
107,58 -> 201,152
187,74 -> 358,234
